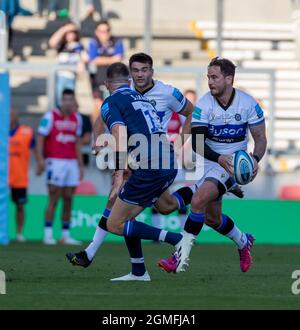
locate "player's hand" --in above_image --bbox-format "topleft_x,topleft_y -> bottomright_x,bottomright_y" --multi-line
91,144 -> 101,156
63,23 -> 77,33
250,152 -> 259,181
92,140 -> 108,156
36,159 -> 45,176
218,154 -> 234,176
109,170 -> 124,203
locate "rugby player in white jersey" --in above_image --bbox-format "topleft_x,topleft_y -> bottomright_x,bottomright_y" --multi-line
66,54 -> 245,280
159,57 -> 267,274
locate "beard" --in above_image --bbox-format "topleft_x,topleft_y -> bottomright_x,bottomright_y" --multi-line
210,86 -> 225,98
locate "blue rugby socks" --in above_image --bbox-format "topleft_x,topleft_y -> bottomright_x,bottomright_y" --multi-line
123,220 -> 182,246
125,236 -> 146,276
184,211 -> 205,236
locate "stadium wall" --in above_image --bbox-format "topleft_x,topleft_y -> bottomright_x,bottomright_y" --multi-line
8,196 -> 300,244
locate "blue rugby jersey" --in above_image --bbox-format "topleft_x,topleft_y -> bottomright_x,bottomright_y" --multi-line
101,85 -> 175,169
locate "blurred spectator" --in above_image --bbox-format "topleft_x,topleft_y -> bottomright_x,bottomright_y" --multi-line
75,101 -> 92,166
0,0 -> 20,52
49,22 -> 85,107
184,89 -> 196,105
9,108 -> 36,242
85,0 -> 105,20
87,20 -> 124,123
36,89 -> 84,245
0,0 -> 32,58
37,0 -> 57,18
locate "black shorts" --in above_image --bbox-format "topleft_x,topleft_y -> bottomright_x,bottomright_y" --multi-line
11,188 -> 27,205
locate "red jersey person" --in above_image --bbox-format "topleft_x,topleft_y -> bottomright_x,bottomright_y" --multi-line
36,89 -> 84,245
9,108 -> 36,242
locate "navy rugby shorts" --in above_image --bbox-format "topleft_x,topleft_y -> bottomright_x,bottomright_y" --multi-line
119,168 -> 177,207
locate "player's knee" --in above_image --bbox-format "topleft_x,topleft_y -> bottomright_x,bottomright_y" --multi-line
190,194 -> 207,211
62,195 -> 72,203
156,198 -> 177,215
106,221 -> 121,235
156,204 -> 172,215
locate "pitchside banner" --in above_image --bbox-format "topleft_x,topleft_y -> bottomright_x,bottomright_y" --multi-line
0,72 -> 10,245
8,196 -> 300,244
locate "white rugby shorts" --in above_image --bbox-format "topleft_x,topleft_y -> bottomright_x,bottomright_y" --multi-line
194,159 -> 235,193
46,158 -> 80,187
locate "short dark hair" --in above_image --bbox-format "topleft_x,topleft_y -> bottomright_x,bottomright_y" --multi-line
129,53 -> 153,69
96,20 -> 111,30
106,62 -> 129,80
208,57 -> 236,77
62,88 -> 75,96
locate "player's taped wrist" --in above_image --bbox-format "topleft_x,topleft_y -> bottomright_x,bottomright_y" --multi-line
114,151 -> 127,170
253,154 -> 260,163
191,126 -> 221,163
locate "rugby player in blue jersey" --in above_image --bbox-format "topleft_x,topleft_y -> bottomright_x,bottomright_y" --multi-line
67,62 -> 194,279
67,54 -> 245,279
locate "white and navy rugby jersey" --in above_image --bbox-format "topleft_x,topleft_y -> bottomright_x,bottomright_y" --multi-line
191,88 -> 265,155
131,80 -> 187,131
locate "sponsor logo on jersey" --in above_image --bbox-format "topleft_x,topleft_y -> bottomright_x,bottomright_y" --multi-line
208,123 -> 247,137
40,117 -> 49,128
149,99 -> 157,107
192,106 -> 202,120
56,132 -> 76,143
54,120 -> 77,131
235,114 -> 241,121
172,88 -> 184,103
255,104 -> 264,118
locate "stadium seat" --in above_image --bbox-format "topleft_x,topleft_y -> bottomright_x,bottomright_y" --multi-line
75,180 -> 97,195
278,185 -> 300,200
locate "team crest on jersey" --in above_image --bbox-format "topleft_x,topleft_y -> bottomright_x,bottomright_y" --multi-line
149,99 -> 156,107
235,114 -> 241,121
209,113 -> 216,121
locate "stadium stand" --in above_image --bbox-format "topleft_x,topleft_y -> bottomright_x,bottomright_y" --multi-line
191,18 -> 300,155
6,0 -> 300,164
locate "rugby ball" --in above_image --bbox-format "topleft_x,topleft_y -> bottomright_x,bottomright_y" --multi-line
232,150 -> 255,185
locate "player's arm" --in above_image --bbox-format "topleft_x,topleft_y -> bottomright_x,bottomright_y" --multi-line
49,23 -> 77,49
111,124 -> 127,171
191,125 -> 233,175
75,136 -> 84,180
92,114 -> 106,154
109,124 -> 128,196
35,134 -> 46,175
36,112 -> 53,175
249,121 -> 267,179
179,99 -> 194,136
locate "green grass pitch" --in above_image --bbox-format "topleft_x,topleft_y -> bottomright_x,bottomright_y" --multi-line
0,242 -> 300,310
